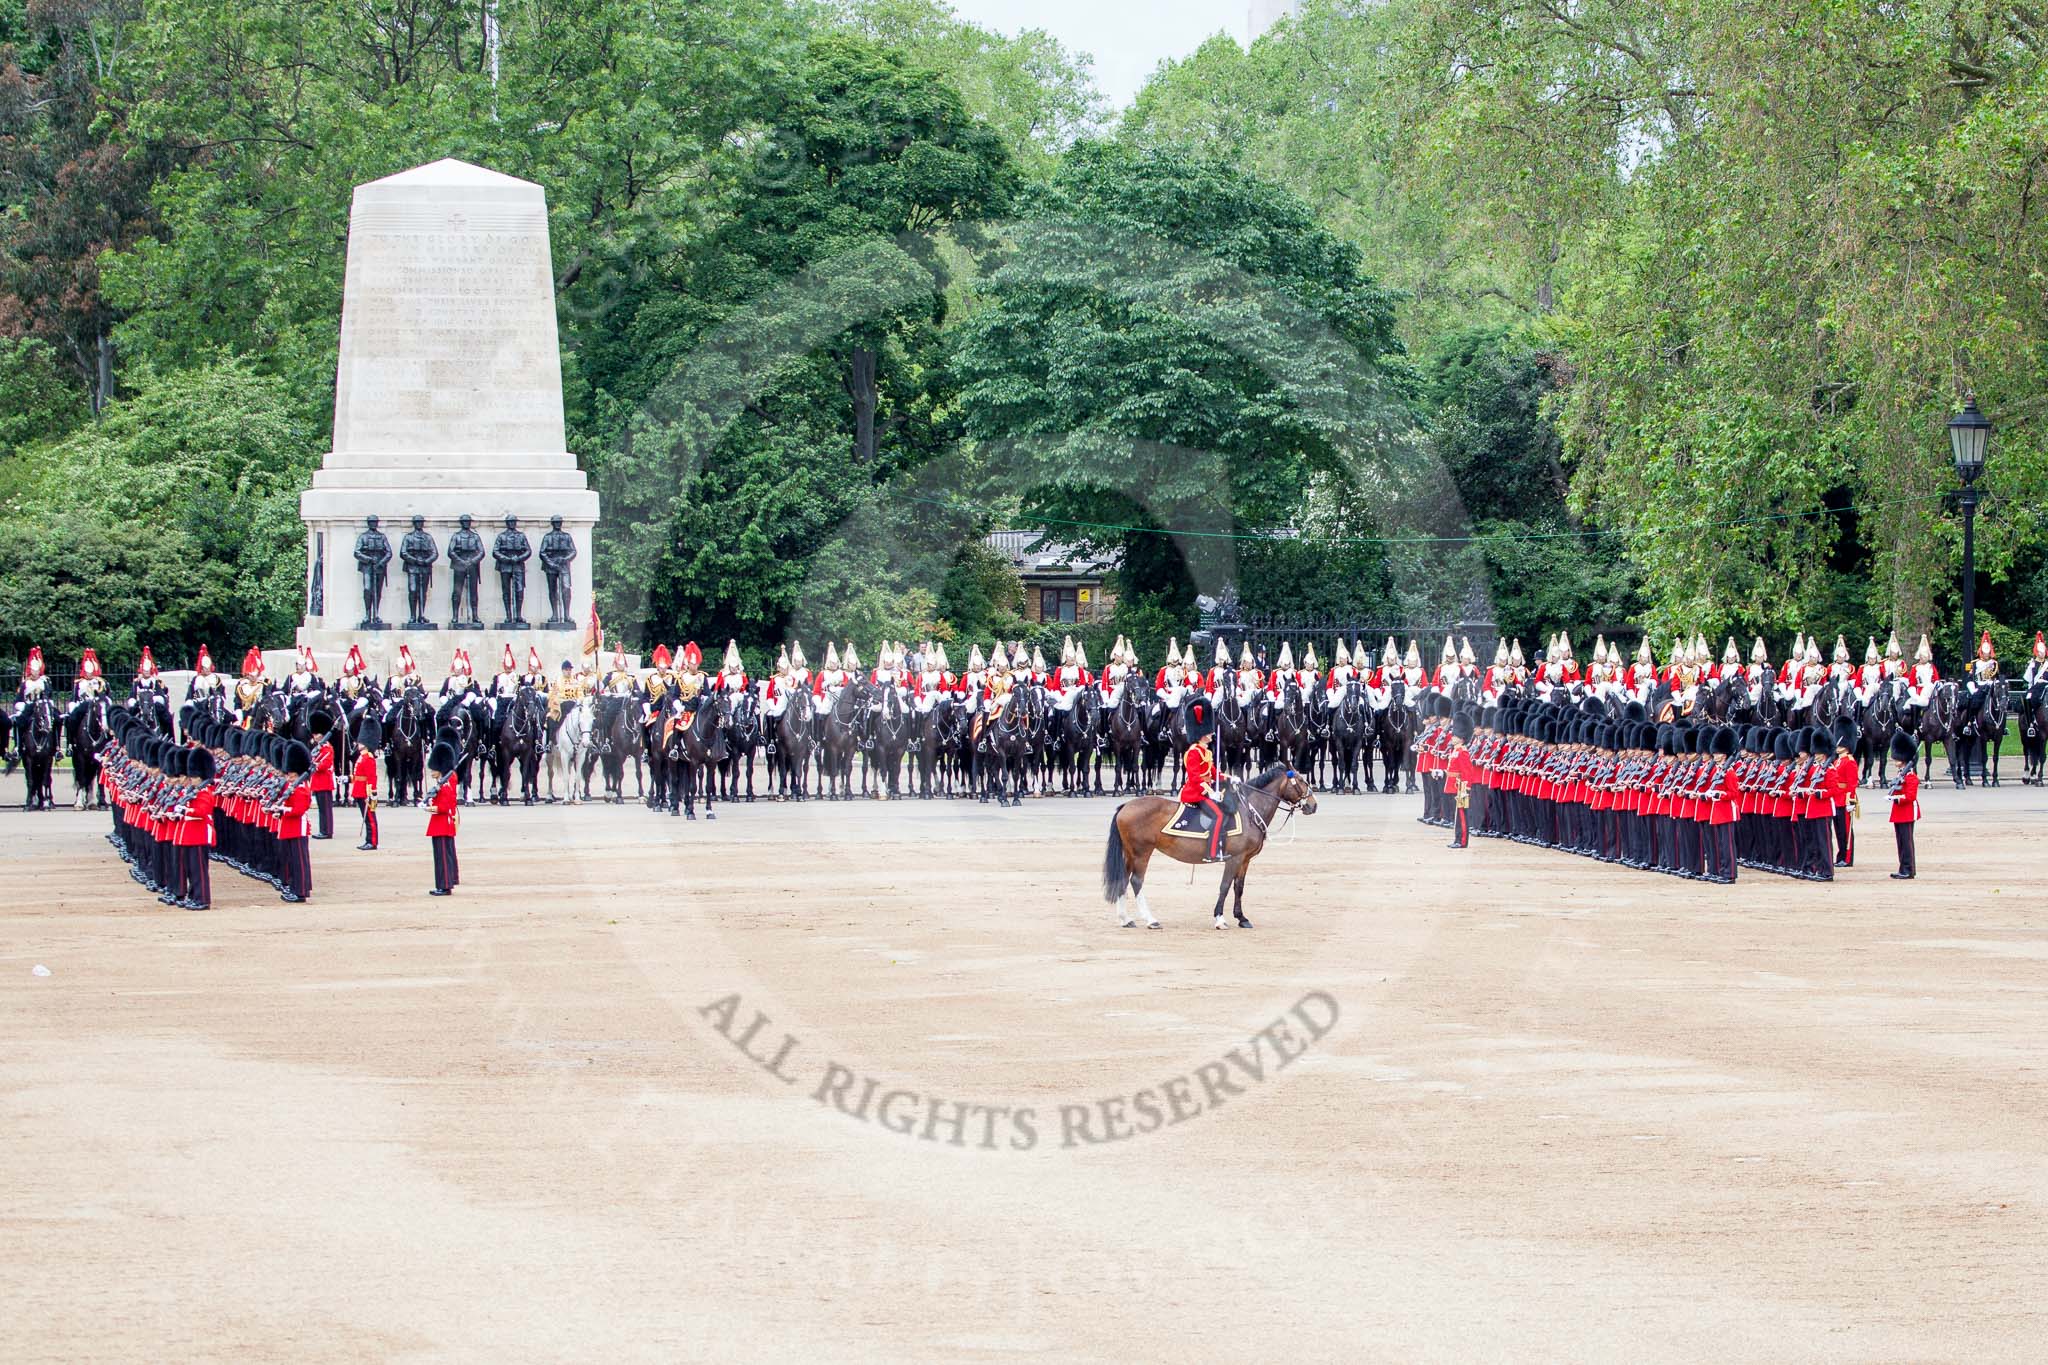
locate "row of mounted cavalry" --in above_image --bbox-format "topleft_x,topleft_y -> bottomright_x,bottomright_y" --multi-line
8,663 -> 2041,813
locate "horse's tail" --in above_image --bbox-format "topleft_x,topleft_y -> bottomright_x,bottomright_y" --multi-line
1102,804 -> 1130,903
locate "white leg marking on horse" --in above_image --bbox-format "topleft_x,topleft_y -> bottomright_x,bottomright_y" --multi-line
1136,891 -> 1158,928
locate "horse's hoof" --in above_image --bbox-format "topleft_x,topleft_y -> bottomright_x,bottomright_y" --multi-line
1120,919 -> 1136,929
1146,921 -> 1161,930
1213,919 -> 1227,930
1236,917 -> 1253,929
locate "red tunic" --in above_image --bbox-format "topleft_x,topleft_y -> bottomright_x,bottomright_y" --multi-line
427,778 -> 460,837
348,750 -> 378,800
1889,770 -> 1920,824
310,740 -> 336,794
175,788 -> 218,847
277,783 -> 312,840
1179,745 -> 1214,805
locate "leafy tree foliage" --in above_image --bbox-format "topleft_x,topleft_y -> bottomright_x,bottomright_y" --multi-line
952,140 -> 1410,619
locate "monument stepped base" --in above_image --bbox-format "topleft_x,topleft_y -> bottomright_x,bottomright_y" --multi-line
291,627 -> 605,683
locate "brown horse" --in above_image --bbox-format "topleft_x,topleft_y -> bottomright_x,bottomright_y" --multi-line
1101,765 -> 1317,930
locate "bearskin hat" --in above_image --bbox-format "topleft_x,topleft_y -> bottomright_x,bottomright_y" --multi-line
309,713 -> 333,737
1774,731 -> 1799,760
1452,713 -> 1475,743
1890,731 -> 1918,765
283,740 -> 313,777
357,714 -> 384,751
428,740 -> 460,775
188,748 -> 217,782
1711,727 -> 1736,757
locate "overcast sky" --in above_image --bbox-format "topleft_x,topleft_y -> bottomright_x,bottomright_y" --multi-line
948,0 -> 1249,110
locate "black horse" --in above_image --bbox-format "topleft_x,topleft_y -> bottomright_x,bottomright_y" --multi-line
719,688 -> 762,802
1951,680 -> 2008,787
65,697 -> 111,809
817,681 -> 866,800
589,693 -> 640,804
1105,679 -> 1150,795
1377,682 -> 1416,794
1052,687 -> 1102,796
773,698 -> 817,800
977,687 -> 1040,807
1857,678 -> 1902,787
911,696 -> 954,798
1326,680 -> 1373,792
2021,679 -> 2048,786
664,690 -> 729,819
384,687 -> 432,805
867,683 -> 913,799
491,685 -> 546,805
17,696 -> 60,810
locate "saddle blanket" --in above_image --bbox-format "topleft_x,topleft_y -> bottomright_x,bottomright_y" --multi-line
1162,802 -> 1244,841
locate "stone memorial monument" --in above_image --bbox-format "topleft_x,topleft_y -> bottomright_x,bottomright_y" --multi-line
295,157 -> 599,679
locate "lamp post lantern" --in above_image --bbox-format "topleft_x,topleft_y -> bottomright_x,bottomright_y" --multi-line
1948,398 -> 1991,670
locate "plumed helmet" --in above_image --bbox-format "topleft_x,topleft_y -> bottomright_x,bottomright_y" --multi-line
1890,731 -> 1918,765
1865,636 -> 1880,664
283,740 -> 312,776
428,740 -> 459,775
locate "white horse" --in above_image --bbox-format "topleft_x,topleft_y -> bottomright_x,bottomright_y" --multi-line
548,698 -> 595,804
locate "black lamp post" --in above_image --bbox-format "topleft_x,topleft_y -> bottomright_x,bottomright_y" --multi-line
1948,398 -> 1991,669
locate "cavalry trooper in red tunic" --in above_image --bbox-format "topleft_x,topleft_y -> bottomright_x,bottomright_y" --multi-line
1903,633 -> 1940,728
1853,636 -> 1885,703
1963,629 -> 1999,719
2026,631 -> 2048,690
715,640 -> 749,698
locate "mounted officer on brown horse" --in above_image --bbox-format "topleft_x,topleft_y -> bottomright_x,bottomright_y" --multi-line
1100,697 -> 1317,930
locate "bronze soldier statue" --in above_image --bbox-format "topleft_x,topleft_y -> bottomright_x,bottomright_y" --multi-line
493,514 -> 532,629
399,514 -> 439,629
539,515 -> 577,629
354,516 -> 392,630
447,514 -> 485,629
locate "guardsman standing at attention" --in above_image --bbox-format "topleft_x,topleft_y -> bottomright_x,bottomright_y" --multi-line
1888,732 -> 1919,879
426,738 -> 461,896
350,714 -> 381,851
307,712 -> 337,839
1446,713 -> 1479,849
275,740 -> 314,903
1828,724 -> 1860,868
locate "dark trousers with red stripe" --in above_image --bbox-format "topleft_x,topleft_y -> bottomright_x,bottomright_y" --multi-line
357,797 -> 378,848
315,790 -> 334,839
182,845 -> 212,907
432,835 -> 460,892
1833,810 -> 1853,866
1451,801 -> 1469,847
281,837 -> 312,899
1894,822 -> 1916,876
